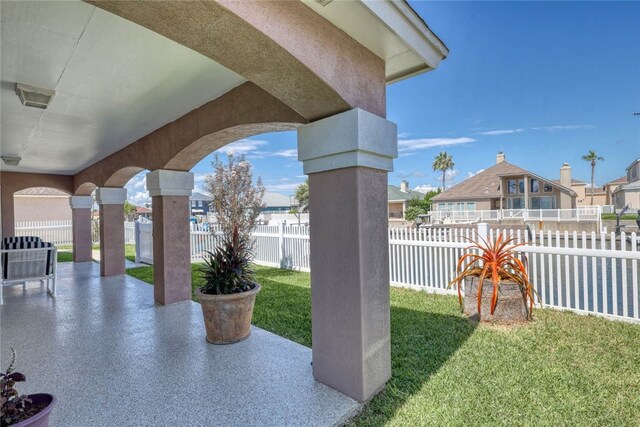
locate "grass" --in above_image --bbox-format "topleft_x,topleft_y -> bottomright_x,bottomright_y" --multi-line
125,264 -> 640,426
602,213 -> 638,220
57,244 -> 136,263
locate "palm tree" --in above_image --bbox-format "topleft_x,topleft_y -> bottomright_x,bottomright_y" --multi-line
433,152 -> 455,191
581,150 -> 604,206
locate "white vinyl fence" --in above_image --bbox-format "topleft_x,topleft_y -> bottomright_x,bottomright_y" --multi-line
15,220 -> 137,246
429,207 -> 602,226
134,221 -> 640,323
16,220 -> 73,245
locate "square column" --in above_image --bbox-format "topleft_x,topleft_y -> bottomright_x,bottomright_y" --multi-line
69,196 -> 93,262
96,188 -> 127,277
146,170 -> 194,305
298,108 -> 397,402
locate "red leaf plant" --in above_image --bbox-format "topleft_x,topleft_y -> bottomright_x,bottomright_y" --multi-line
448,232 -> 539,320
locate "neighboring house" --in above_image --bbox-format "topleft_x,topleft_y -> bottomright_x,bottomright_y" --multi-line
432,152 -> 577,212
550,178 -> 607,207
603,176 -> 628,205
388,181 -> 423,219
612,158 -> 640,210
190,192 -> 212,216
14,187 -> 72,222
135,206 -> 152,221
262,192 -> 292,212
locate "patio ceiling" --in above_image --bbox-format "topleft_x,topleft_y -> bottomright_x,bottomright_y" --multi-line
0,0 -> 246,175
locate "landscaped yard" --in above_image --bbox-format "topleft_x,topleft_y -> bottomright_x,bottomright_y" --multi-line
126,264 -> 640,426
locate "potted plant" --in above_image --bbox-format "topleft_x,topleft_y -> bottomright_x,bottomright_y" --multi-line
448,233 -> 538,322
198,153 -> 265,344
1,348 -> 56,427
195,227 -> 261,344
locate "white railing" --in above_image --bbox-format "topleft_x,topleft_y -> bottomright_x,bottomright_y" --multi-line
15,220 -> 72,245
429,207 -> 602,224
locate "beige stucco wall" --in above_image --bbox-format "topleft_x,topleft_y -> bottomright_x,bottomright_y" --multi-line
615,190 -> 640,210
388,202 -> 404,218
14,196 -> 72,222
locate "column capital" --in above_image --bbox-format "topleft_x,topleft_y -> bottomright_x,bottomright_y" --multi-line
146,170 -> 194,197
297,108 -> 397,174
95,187 -> 127,205
69,195 -> 93,209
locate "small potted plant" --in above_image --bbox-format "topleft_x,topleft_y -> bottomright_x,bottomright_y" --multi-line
195,227 -> 261,344
1,348 -> 56,427
449,233 -> 538,322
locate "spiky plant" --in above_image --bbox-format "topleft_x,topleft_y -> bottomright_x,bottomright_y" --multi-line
448,233 -> 539,319
198,227 -> 257,295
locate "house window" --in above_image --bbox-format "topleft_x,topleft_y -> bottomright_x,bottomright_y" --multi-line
543,183 -> 553,193
507,197 -> 524,209
518,180 -> 525,194
530,196 -> 556,209
508,179 -> 517,194
530,179 -> 539,193
466,202 -> 476,211
437,203 -> 445,210
191,201 -> 196,207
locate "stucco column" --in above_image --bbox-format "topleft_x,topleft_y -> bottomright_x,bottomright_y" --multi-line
69,196 -> 93,262
298,108 -> 397,402
146,170 -> 194,305
1,187 -> 15,238
96,188 -> 127,277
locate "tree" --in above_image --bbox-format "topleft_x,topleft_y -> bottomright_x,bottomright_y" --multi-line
124,200 -> 136,221
294,179 -> 309,213
433,152 -> 455,191
581,150 -> 604,206
404,189 -> 442,221
204,153 -> 265,241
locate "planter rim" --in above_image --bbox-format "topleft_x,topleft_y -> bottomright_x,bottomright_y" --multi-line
12,393 -> 56,427
465,276 -> 522,286
196,284 -> 261,302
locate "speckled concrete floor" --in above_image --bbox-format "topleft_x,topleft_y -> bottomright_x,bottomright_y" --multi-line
0,262 -> 360,426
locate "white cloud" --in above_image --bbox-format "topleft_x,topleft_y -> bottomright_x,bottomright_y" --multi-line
477,129 -> 524,136
530,125 -> 594,131
467,168 -> 485,178
397,131 -> 412,138
248,148 -> 298,159
398,137 -> 476,153
413,184 -> 439,194
220,138 -> 269,155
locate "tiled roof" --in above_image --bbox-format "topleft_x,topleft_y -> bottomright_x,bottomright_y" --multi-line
190,192 -> 212,201
136,206 -> 152,213
388,185 -> 423,202
14,187 -> 68,196
605,176 -> 628,186
614,180 -> 640,192
433,161 -> 574,202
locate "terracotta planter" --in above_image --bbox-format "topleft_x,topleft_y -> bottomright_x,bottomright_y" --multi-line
12,394 -> 56,427
195,285 -> 261,344
464,276 -> 529,322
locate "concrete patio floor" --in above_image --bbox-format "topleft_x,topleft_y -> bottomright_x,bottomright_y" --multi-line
0,262 -> 360,426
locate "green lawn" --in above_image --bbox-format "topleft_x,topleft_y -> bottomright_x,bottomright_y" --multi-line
602,213 -> 637,220
57,244 -> 136,263
125,264 -> 640,426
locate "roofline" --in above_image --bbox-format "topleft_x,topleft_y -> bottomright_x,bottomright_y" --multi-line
361,0 -> 449,82
625,158 -> 640,171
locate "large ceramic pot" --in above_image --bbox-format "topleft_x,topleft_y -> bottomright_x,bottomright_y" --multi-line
12,394 -> 56,427
464,276 -> 529,322
195,285 -> 261,344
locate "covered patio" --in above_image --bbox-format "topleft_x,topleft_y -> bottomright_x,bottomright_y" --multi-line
1,262 -> 360,426
0,0 -> 448,422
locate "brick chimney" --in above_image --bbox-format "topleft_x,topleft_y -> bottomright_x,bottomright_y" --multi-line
496,151 -> 505,164
400,180 -> 409,193
560,162 -> 572,188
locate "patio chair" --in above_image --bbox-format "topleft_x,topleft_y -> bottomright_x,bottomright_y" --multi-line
2,236 -> 42,246
0,241 -> 57,305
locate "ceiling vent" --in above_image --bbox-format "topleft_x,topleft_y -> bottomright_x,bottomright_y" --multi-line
1,156 -> 21,166
15,83 -> 55,109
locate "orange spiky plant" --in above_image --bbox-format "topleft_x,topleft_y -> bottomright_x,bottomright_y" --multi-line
448,232 -> 538,319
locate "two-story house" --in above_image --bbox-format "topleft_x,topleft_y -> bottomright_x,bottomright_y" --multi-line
612,158 -> 640,210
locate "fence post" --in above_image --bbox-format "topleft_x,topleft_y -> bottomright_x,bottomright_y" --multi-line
477,222 -> 489,242
278,221 -> 286,268
134,221 -> 141,264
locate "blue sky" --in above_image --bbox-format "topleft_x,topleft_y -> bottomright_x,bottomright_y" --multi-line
126,1 -> 640,204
